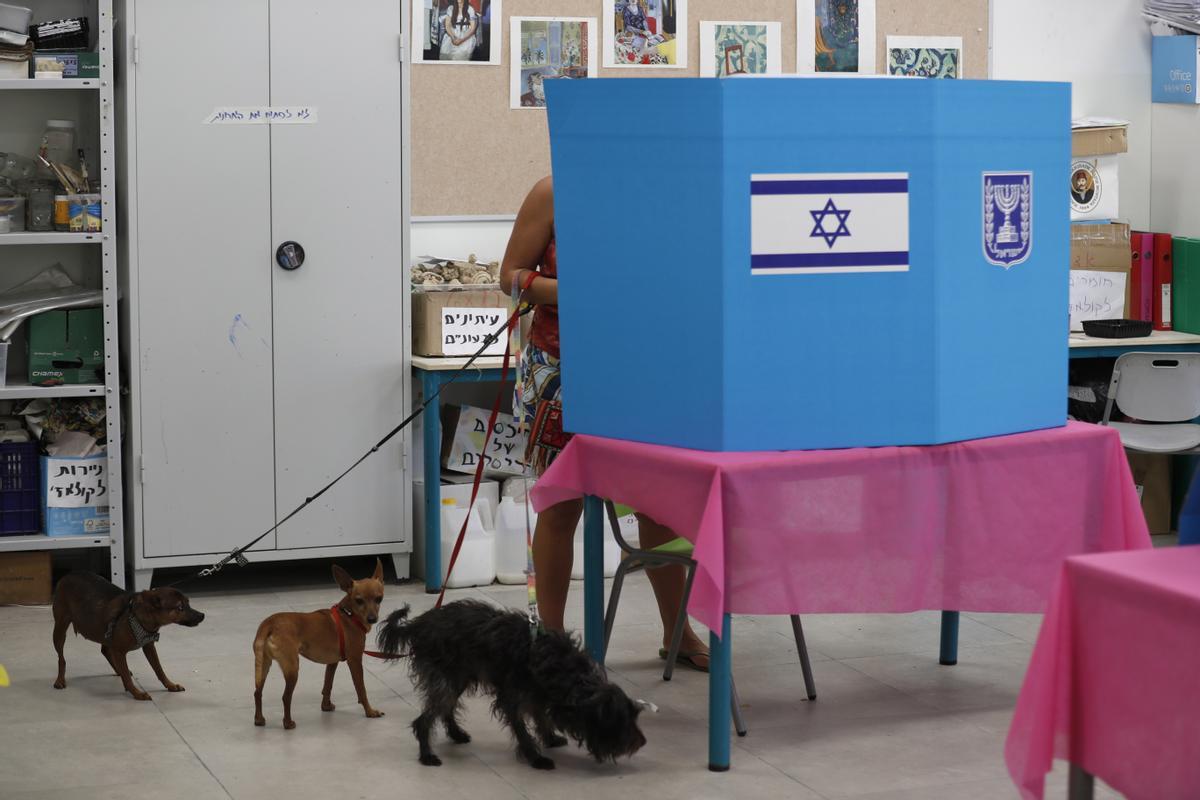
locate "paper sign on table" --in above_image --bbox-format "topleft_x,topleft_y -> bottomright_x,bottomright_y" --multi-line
1070,269 -> 1127,331
441,307 -> 506,356
444,405 -> 531,478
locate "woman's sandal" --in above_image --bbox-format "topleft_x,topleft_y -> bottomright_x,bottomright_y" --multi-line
658,647 -> 710,673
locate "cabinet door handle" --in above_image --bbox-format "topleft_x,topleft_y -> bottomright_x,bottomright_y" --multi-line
276,241 -> 305,271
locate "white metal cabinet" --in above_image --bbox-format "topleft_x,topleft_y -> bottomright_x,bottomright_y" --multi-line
119,0 -> 410,588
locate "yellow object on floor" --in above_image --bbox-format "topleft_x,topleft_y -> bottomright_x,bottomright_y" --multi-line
0,664 -> 9,687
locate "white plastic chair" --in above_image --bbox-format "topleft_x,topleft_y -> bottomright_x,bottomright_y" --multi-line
1101,352 -> 1200,452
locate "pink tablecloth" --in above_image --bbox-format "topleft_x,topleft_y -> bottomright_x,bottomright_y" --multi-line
531,421 -> 1150,633
1006,548 -> 1200,800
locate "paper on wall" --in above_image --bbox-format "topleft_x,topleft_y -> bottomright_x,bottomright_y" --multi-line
1070,270 -> 1127,331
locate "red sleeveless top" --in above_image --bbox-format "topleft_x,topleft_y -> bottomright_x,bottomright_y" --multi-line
529,238 -> 560,358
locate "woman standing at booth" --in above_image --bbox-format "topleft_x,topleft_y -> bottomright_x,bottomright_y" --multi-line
500,176 -> 710,672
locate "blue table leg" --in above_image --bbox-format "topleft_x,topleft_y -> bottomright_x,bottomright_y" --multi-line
709,614 -> 732,771
940,610 -> 960,666
1178,464 -> 1200,546
583,495 -> 606,662
422,370 -> 442,593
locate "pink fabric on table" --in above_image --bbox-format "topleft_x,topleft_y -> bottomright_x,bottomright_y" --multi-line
1006,548 -> 1200,800
531,421 -> 1150,633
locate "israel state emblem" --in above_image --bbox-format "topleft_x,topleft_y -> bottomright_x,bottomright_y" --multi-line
983,172 -> 1033,268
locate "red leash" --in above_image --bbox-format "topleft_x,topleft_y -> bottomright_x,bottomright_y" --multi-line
435,273 -> 532,611
365,272 -> 535,661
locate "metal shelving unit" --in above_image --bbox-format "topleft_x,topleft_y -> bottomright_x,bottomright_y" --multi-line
0,0 -> 126,586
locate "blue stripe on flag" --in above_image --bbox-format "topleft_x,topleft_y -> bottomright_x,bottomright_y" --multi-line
750,179 -> 909,196
750,251 -> 910,269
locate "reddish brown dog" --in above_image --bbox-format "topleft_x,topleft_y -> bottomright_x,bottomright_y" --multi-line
253,559 -> 386,729
52,572 -> 205,700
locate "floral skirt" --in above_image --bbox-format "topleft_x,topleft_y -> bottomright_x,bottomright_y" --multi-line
515,344 -> 572,476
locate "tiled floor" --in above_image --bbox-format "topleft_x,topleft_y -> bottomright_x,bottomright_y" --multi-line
0,559 -> 1123,799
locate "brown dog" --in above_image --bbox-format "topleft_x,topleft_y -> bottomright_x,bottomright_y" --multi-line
253,559 -> 386,729
52,572 -> 205,700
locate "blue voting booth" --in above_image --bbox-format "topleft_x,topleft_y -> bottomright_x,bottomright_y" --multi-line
545,77 -> 1071,451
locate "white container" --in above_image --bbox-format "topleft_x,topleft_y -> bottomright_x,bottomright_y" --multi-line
439,499 -> 495,588
0,196 -> 24,232
571,512 -> 624,580
0,4 -> 32,34
38,120 -> 76,178
495,496 -> 537,584
412,476 -> 501,580
0,341 -> 9,388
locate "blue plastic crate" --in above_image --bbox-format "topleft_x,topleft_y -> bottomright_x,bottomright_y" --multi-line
0,441 -> 42,535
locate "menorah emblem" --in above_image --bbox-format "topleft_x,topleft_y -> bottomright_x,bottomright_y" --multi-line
983,172 -> 1033,269
993,184 -> 1021,245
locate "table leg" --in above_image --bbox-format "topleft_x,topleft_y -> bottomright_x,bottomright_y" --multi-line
583,495 -> 605,663
421,370 -> 442,594
709,614 -> 732,772
1068,764 -> 1095,800
939,610 -> 959,666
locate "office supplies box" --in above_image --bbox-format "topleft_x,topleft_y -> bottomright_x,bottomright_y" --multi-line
1070,223 -> 1132,331
1153,35 -> 1200,105
42,453 -> 109,536
1070,123 -> 1125,222
1174,237 -> 1200,335
546,78 -> 1070,451
27,307 -> 104,386
0,552 -> 51,605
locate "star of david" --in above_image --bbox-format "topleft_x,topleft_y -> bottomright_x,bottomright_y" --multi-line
810,199 -> 852,248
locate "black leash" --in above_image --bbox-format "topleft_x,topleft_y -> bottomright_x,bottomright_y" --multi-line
169,304 -> 534,589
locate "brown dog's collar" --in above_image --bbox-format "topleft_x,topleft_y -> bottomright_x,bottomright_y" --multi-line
329,604 -> 368,662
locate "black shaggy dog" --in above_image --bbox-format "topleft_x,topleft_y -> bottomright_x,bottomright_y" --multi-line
377,600 -> 647,770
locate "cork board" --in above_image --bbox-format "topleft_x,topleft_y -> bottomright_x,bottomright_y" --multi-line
412,0 -> 990,216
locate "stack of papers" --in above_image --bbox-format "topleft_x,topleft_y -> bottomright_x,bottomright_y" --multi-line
1145,1 -> 1200,34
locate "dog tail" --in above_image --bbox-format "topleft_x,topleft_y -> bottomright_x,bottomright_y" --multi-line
375,605 -> 412,657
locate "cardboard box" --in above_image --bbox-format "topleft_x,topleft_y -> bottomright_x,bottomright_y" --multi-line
28,308 -> 104,386
1153,35 -> 1200,105
42,454 -> 110,536
1070,223 -> 1132,331
1126,451 -> 1172,534
412,289 -> 507,357
0,552 -> 52,605
546,77 -> 1070,450
32,51 -> 100,79
1072,126 -> 1128,157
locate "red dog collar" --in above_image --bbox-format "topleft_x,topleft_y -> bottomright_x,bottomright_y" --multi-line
329,604 -> 368,662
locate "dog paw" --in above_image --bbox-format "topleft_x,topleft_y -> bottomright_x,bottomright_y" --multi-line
544,734 -> 569,749
448,729 -> 472,745
254,717 -> 266,727
166,683 -> 185,693
53,679 -> 66,690
321,701 -> 336,712
530,755 -> 556,770
131,691 -> 152,701
365,708 -> 384,718
283,719 -> 297,730
419,754 -> 443,767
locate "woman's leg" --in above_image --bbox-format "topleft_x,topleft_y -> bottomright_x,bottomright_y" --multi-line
636,514 -> 709,666
533,498 -> 583,632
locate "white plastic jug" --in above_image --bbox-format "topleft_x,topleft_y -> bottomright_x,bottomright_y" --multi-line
439,499 -> 496,588
571,512 -> 623,580
495,496 -> 536,584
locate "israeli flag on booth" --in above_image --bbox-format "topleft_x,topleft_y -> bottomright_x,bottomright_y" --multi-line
750,173 -> 910,275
